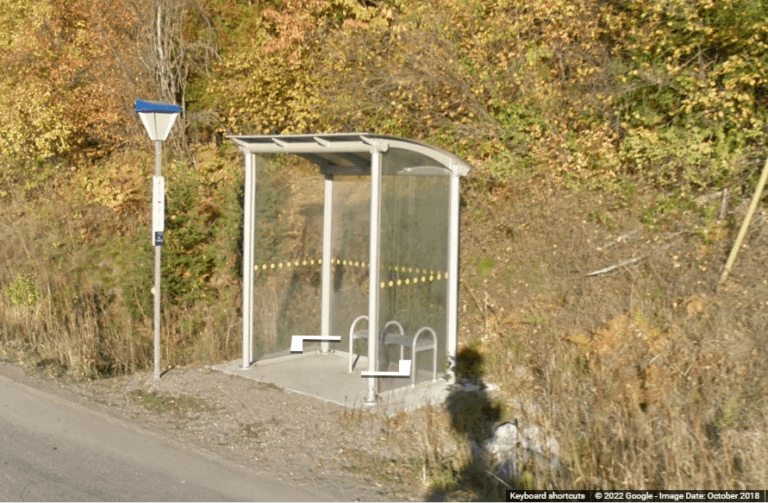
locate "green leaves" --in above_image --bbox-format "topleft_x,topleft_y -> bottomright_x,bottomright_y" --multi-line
608,0 -> 767,189
2,273 -> 40,309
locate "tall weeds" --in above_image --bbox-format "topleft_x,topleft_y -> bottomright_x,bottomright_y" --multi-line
0,189 -> 241,378
0,195 -> 146,376
471,310 -> 768,492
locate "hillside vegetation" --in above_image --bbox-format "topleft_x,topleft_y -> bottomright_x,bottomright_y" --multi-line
1,0 -> 767,497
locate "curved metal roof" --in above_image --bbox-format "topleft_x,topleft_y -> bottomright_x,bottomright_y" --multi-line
229,133 -> 471,177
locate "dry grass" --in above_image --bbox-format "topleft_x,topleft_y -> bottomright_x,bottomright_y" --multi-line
0,193 -> 240,378
419,181 -> 768,499
445,306 -> 768,494
549,311 -> 768,490
0,197 -> 143,376
413,309 -> 768,499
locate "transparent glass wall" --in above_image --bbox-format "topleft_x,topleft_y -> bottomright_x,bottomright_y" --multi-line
378,169 -> 449,391
330,176 -> 371,368
249,151 -> 451,392
251,155 -> 324,360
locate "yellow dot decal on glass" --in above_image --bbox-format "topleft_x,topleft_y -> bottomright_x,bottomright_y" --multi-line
430,276 -> 434,282
422,276 -> 426,283
445,272 -> 449,279
409,267 -> 413,273
397,279 -> 402,286
270,263 -> 275,269
302,260 -> 307,266
413,277 -> 419,284
380,281 -> 385,289
278,263 -> 283,268
437,272 -> 442,280
405,278 -> 410,285
388,280 -> 394,287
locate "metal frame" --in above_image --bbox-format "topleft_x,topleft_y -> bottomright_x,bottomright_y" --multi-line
231,133 -> 469,404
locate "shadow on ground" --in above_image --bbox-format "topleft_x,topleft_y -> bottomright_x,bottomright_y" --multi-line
426,347 -> 511,502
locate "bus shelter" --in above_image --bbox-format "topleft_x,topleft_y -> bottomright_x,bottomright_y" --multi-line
230,133 -> 470,405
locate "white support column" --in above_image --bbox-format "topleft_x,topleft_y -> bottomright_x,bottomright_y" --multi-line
320,174 -> 334,353
366,148 -> 384,404
153,140 -> 163,380
446,173 -> 461,383
241,152 -> 257,369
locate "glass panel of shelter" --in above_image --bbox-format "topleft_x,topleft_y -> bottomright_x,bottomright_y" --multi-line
252,154 -> 324,360
378,166 -> 449,391
250,152 -> 450,391
330,175 -> 371,369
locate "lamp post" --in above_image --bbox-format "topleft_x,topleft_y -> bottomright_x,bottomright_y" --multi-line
135,99 -> 181,380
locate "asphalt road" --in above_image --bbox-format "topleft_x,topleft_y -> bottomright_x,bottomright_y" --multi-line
0,372 -> 329,502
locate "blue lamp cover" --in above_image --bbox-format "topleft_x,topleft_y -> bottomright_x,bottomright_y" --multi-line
135,100 -> 182,114
135,99 -> 181,141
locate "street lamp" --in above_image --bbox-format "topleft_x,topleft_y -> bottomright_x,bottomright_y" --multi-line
135,99 -> 181,380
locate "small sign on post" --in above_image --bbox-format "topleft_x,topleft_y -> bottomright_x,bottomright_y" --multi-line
152,175 -> 165,246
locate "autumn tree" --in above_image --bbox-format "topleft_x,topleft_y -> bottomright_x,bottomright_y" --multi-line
0,0 -> 153,179
604,0 -> 768,188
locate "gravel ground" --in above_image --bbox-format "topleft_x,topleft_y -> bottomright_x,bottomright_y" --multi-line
60,364 -> 448,502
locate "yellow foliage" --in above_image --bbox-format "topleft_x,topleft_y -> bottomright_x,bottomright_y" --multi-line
0,0 -> 764,191
187,0 -> 768,190
0,0 -> 150,169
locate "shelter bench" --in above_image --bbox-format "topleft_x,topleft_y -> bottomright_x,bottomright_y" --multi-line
348,316 -> 438,386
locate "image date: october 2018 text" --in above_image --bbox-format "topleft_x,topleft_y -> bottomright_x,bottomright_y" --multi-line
507,490 -> 766,502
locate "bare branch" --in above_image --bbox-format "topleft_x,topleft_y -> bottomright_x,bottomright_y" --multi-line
586,257 -> 644,277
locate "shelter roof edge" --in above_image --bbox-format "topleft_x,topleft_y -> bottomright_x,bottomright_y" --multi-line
229,133 -> 471,177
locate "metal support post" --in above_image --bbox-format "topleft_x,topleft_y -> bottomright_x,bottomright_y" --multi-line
135,99 -> 180,381
321,175 -> 334,353
241,153 -> 256,368
446,174 -> 461,383
153,140 -> 162,380
366,148 -> 383,404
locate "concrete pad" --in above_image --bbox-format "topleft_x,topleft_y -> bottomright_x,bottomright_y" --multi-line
211,350 -> 451,416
